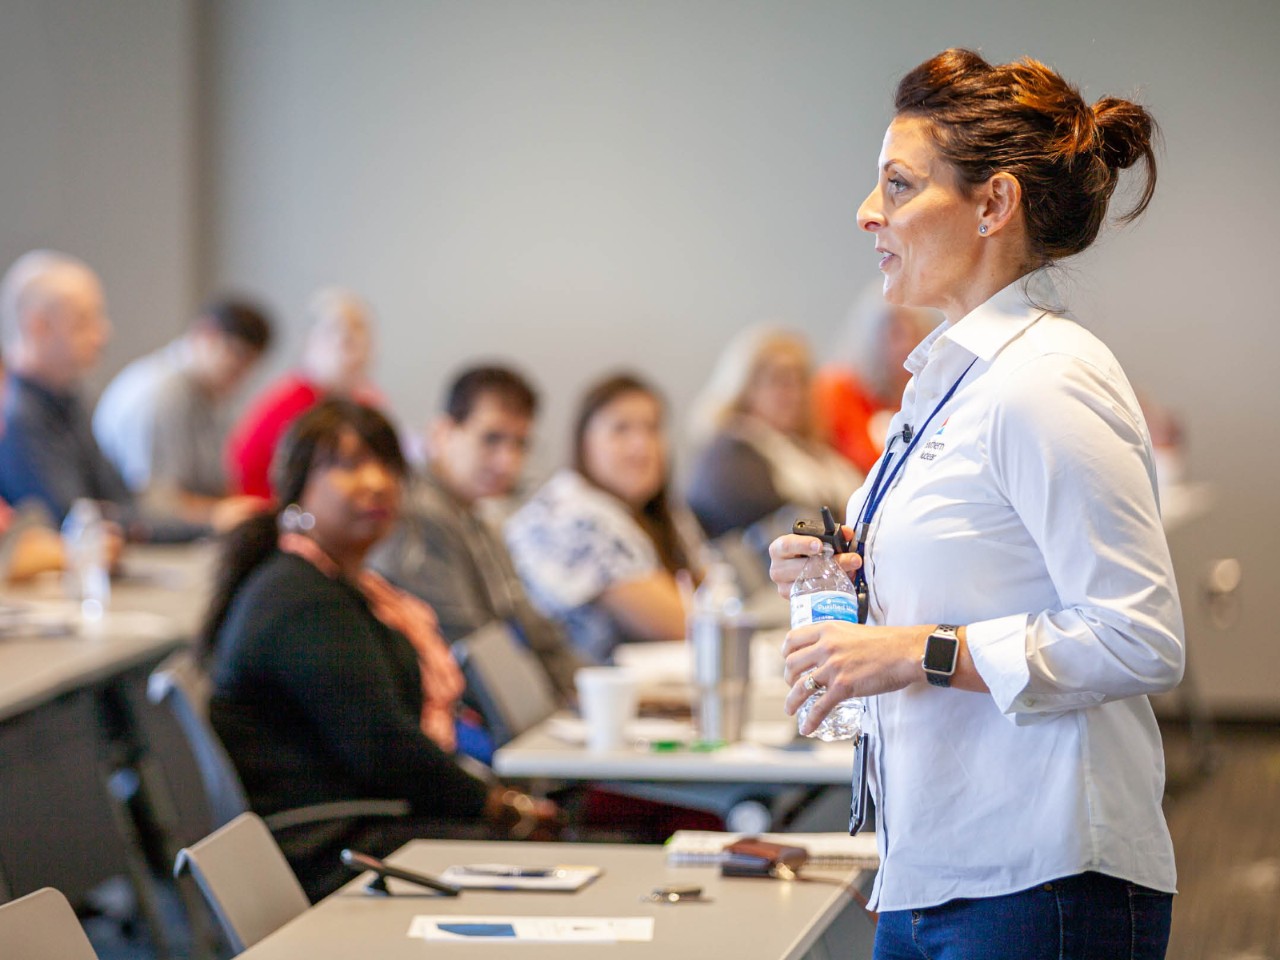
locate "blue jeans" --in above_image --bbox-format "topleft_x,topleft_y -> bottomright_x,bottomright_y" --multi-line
873,872 -> 1173,960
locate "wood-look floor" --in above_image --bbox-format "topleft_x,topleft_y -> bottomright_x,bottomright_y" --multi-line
1163,724 -> 1280,960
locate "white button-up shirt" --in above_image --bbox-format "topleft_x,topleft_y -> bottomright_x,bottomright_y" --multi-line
855,271 -> 1183,912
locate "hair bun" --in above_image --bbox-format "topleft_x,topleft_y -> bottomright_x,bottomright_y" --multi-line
1091,96 -> 1156,171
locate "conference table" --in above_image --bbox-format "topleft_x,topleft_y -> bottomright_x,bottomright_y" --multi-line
0,542 -> 215,954
493,714 -> 854,786
493,633 -> 857,833
236,839 -> 873,960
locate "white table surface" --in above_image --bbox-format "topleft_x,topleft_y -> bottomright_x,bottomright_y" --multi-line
494,712 -> 855,784
237,839 -> 865,960
0,604 -> 186,722
494,632 -> 854,785
0,543 -> 212,720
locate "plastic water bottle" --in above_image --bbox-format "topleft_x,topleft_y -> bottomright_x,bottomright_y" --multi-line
61,498 -> 111,623
789,544 -> 864,741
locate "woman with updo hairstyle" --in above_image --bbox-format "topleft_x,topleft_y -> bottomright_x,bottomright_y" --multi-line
202,399 -> 557,901
769,50 -> 1182,956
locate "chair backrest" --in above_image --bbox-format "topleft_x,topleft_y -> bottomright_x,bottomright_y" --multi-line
452,621 -> 558,745
147,652 -> 250,831
173,812 -> 310,954
0,887 -> 100,960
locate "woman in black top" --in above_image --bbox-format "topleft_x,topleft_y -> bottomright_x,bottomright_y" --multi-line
202,399 -> 556,900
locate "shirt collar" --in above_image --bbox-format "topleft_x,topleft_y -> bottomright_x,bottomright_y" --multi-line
906,270 -> 1061,374
423,464 -> 471,513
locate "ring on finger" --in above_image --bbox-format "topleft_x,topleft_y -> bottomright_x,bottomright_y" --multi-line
803,672 -> 822,694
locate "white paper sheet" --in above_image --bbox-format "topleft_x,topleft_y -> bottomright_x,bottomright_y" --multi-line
408,915 -> 654,943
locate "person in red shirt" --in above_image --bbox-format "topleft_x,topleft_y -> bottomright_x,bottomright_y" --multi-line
226,288 -> 380,498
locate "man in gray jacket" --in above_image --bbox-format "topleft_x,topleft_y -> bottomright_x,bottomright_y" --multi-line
370,365 -> 582,706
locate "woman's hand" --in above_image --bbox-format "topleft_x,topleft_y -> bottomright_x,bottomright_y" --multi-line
484,787 -> 564,841
782,621 -> 927,734
768,531 -> 862,599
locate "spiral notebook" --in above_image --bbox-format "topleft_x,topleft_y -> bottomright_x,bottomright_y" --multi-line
664,831 -> 879,869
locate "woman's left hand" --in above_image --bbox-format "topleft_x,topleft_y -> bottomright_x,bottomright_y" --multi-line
782,621 -> 927,734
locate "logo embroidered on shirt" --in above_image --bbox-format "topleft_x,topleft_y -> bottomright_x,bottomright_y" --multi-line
920,439 -> 946,461
921,416 -> 950,460
921,414 -> 952,460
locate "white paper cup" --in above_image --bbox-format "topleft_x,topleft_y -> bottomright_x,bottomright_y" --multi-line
574,666 -> 639,752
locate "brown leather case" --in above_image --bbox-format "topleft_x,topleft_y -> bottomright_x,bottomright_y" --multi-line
720,838 -> 811,878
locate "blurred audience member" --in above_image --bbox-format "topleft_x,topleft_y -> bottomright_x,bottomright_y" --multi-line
1137,390 -> 1188,493
813,285 -> 939,472
227,287 -> 378,498
203,400 -> 558,901
685,325 -> 861,547
506,373 -> 702,664
93,297 -> 274,528
369,364 -> 584,707
0,351 -> 64,581
0,250 -> 205,542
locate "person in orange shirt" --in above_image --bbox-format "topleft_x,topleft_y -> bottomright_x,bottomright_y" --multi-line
813,286 -> 938,474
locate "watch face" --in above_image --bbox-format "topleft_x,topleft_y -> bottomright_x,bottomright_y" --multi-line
923,634 -> 959,673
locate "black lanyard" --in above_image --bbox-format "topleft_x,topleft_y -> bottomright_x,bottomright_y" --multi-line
851,357 -> 978,616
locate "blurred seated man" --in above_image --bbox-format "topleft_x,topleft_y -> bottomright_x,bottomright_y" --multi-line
369,365 -> 583,708
0,250 -> 206,542
93,297 -> 274,528
0,352 -> 65,581
226,287 -> 378,498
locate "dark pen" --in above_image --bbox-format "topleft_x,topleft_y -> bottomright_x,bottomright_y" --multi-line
456,865 -> 563,878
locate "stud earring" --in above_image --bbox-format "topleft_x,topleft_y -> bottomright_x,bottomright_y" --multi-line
278,503 -> 316,533
979,224 -> 988,235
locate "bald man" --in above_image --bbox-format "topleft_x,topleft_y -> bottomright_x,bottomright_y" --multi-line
0,250 -> 206,541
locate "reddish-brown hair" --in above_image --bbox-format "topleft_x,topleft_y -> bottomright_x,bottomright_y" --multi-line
894,48 -> 1158,263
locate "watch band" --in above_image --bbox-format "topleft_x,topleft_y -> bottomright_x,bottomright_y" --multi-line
923,624 -> 960,688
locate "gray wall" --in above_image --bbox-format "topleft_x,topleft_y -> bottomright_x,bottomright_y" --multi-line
0,0 -> 197,389
4,0 -> 1277,713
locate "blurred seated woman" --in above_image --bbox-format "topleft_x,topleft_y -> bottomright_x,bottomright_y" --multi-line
813,286 -> 939,473
685,326 -> 861,549
506,373 -> 702,664
202,399 -> 556,901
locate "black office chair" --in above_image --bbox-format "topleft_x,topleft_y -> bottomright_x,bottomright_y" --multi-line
145,652 -> 412,833
132,653 -> 408,956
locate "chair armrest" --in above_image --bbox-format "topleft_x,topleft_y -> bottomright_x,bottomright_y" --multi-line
262,799 -> 410,833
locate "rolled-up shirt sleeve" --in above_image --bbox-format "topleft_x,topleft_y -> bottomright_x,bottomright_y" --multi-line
966,353 -> 1185,723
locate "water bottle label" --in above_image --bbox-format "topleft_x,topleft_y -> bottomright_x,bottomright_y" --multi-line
790,590 -> 859,627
